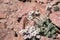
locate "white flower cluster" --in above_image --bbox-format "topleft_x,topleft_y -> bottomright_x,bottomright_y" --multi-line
27,10 -> 40,20
27,11 -> 34,20
19,10 -> 40,40
19,25 -> 40,39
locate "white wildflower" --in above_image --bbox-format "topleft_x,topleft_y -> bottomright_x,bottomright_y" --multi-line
28,11 -> 34,15
19,24 -> 40,39
23,35 -> 28,39
31,28 -> 40,36
28,35 -> 32,38
27,16 -> 33,20
35,10 -> 40,15
36,35 -> 40,38
28,26 -> 36,33
27,10 -> 34,20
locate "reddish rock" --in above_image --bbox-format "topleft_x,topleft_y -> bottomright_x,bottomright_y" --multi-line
0,12 -> 7,18
16,2 -> 46,18
28,20 -> 35,26
40,36 -> 53,40
17,15 -> 27,30
0,0 -> 60,40
50,12 -> 60,28
3,0 -> 10,3
56,34 -> 60,40
0,23 -> 5,29
16,2 -> 37,17
37,4 -> 46,14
